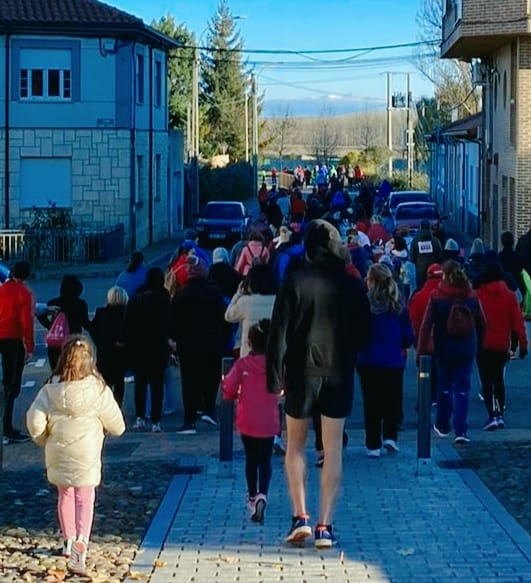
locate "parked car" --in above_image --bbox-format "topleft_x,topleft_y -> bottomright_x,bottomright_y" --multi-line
195,201 -> 249,247
0,261 -> 10,284
385,190 -> 433,218
392,202 -> 443,238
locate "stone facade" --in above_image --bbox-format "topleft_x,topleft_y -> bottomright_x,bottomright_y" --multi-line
0,128 -> 169,250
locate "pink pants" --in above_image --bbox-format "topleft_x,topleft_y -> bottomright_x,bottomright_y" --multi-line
57,486 -> 95,540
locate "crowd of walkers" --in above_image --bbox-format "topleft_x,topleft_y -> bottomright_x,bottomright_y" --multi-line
2,173 -> 531,568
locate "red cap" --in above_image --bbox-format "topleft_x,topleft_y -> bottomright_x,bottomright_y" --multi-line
427,263 -> 443,279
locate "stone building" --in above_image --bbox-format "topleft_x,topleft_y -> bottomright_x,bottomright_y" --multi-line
0,0 -> 184,251
442,0 -> 531,246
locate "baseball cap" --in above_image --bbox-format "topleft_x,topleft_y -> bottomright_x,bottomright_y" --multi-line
426,263 -> 443,278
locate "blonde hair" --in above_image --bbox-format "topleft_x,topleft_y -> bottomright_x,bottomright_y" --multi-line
54,334 -> 105,386
107,285 -> 129,306
443,260 -> 469,289
366,263 -> 402,314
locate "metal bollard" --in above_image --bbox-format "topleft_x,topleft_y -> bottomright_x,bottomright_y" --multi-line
416,355 -> 432,476
218,357 -> 235,478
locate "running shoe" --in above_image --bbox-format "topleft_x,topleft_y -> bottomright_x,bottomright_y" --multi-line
131,418 -> 146,431
314,524 -> 336,549
251,494 -> 267,523
482,417 -> 498,431
433,424 -> 450,438
285,515 -> 312,544
367,448 -> 381,458
201,413 -> 218,426
176,423 -> 197,435
454,434 -> 471,444
496,416 -> 505,429
383,439 -> 399,453
68,539 -> 87,574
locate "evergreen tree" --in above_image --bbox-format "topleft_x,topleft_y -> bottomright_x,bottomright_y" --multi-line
152,15 -> 194,129
200,0 -> 249,160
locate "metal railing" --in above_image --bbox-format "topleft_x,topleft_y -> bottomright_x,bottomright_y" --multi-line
0,224 -> 124,266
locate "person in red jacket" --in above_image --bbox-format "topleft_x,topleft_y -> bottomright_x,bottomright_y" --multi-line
476,262 -> 528,430
0,261 -> 34,444
409,263 -> 443,404
222,319 -> 280,524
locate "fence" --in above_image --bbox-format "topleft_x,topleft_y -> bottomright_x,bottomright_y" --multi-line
0,224 -> 124,266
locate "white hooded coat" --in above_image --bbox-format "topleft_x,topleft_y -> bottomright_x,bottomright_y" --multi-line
26,375 -> 125,487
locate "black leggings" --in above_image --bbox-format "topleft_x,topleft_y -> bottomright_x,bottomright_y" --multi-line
0,339 -> 25,435
476,350 -> 507,417
241,434 -> 274,498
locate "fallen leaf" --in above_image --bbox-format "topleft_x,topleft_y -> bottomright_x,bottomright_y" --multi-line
126,571 -> 149,581
47,567 -> 66,581
153,559 -> 167,567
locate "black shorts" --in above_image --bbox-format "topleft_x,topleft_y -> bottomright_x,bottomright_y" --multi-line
284,374 -> 354,419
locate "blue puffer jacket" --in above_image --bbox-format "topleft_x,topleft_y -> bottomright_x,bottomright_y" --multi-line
417,281 -> 486,363
357,307 -> 414,368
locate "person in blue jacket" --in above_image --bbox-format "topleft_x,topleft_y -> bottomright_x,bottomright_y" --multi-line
357,263 -> 414,458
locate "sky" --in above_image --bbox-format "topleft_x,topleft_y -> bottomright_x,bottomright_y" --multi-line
110,0 -> 436,116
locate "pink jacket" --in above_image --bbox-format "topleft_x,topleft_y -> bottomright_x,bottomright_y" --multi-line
222,353 -> 280,438
235,241 -> 270,276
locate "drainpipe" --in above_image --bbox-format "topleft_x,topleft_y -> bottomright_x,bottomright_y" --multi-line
468,138 -> 483,238
148,47 -> 153,244
130,42 -> 137,251
4,34 -> 10,228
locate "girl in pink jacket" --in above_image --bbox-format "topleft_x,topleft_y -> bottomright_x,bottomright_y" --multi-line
222,319 -> 280,524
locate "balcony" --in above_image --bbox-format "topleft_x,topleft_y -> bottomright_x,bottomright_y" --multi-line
441,0 -> 531,59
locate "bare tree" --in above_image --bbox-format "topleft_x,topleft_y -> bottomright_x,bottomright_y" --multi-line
311,107 -> 340,164
416,0 -> 481,118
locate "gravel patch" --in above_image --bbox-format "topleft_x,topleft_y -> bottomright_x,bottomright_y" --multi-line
458,440 -> 531,535
0,460 -> 174,583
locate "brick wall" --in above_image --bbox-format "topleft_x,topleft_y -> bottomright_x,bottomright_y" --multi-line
463,0 -> 529,37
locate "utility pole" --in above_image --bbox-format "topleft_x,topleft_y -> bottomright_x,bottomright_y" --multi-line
406,73 -> 413,188
191,46 -> 200,218
386,72 -> 393,177
251,74 -> 259,197
244,93 -> 249,163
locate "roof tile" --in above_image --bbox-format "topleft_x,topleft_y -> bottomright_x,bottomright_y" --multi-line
0,0 -> 142,26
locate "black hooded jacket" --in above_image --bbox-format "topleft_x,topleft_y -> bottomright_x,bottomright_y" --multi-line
266,247 -> 370,393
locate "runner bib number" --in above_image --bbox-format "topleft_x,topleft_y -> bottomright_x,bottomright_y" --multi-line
417,241 -> 434,254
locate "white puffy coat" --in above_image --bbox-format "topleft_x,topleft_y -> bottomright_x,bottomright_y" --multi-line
26,375 -> 125,487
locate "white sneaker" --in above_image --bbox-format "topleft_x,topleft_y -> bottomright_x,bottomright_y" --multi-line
367,448 -> 381,458
132,417 -> 146,431
68,539 -> 87,574
383,439 -> 399,453
62,538 -> 74,557
151,423 -> 162,433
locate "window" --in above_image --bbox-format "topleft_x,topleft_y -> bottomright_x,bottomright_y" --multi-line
136,54 -> 145,104
155,60 -> 162,108
20,158 -> 72,208
155,154 -> 162,201
20,68 -> 71,100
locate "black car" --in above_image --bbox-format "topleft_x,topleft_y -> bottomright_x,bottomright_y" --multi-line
195,201 -> 249,247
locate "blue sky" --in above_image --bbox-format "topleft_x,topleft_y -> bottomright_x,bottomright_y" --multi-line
110,0 -> 435,116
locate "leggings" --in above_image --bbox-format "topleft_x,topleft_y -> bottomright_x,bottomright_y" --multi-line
476,350 -> 507,417
241,434 -> 274,498
57,486 -> 95,541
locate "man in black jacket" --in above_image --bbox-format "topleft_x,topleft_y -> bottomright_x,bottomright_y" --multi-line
266,219 -> 370,549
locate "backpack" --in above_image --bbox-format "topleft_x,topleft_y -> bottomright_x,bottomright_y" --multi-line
45,311 -> 70,349
247,244 -> 268,267
446,300 -> 474,337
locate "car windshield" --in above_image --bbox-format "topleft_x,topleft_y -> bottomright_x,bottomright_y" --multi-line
395,205 -> 439,220
390,193 -> 431,209
203,204 -> 243,220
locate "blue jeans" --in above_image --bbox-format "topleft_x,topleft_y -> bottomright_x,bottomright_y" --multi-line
434,359 -> 473,436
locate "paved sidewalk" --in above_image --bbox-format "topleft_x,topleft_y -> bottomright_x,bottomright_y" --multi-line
125,430 -> 531,583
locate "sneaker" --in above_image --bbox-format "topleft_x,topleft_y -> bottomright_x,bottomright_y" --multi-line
433,424 -> 450,438
454,434 -> 471,444
496,416 -> 505,429
482,417 -> 498,431
200,413 -> 218,426
68,539 -> 87,574
273,436 -> 286,456
314,524 -> 336,549
62,538 -> 74,557
315,451 -> 325,468
367,448 -> 381,458
383,439 -> 399,453
2,436 -> 9,446
247,495 -> 256,515
151,423 -> 162,433
4,430 -> 30,444
285,515 -> 312,544
132,418 -> 146,431
478,392 -> 485,402
251,493 -> 267,523
176,423 -> 197,435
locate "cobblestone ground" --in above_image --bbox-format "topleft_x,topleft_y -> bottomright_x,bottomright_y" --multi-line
0,459 -> 175,583
1,431 -> 531,583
